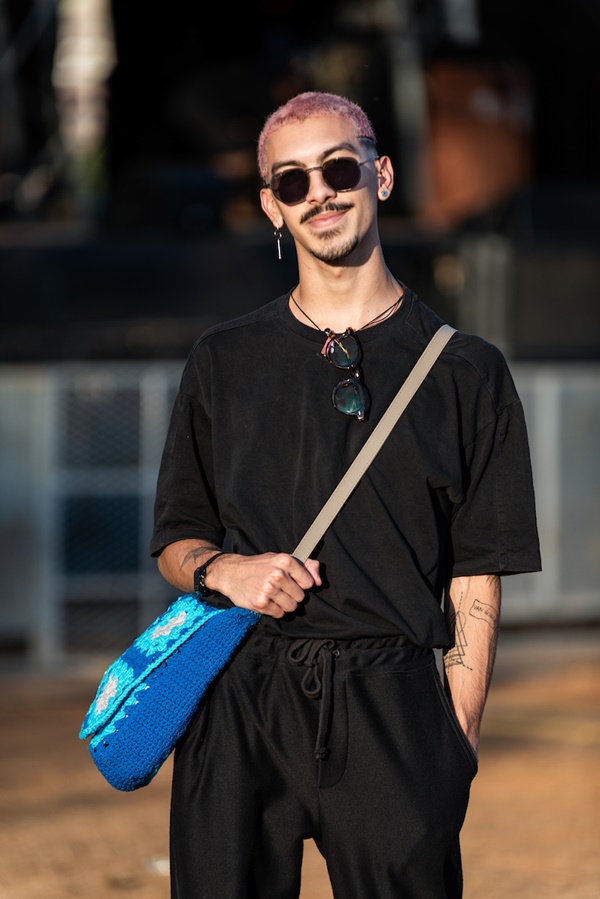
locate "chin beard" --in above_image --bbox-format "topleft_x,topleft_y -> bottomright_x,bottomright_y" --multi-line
309,232 -> 360,264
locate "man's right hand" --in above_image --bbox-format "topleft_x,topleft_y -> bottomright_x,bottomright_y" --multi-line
157,539 -> 321,618
209,552 -> 321,618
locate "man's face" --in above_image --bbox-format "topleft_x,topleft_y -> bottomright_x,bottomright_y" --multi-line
260,114 -> 385,266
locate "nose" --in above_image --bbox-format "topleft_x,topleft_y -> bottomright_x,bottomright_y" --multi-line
304,166 -> 337,204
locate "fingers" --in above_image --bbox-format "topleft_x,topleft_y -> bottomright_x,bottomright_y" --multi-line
217,553 -> 320,618
303,558 -> 322,587
247,553 -> 312,615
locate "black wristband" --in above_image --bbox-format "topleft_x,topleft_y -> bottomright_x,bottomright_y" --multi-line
193,552 -> 225,598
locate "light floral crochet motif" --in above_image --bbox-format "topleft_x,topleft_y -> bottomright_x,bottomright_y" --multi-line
95,674 -> 119,713
151,611 -> 187,640
87,658 -> 134,724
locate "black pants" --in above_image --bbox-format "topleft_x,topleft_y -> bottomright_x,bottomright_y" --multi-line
170,632 -> 478,899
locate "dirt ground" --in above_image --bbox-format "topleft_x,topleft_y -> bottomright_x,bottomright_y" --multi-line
0,628 -> 598,899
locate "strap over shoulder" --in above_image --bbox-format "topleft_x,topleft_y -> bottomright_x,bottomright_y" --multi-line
293,324 -> 456,562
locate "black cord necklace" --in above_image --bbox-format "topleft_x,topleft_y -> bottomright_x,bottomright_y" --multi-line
289,289 -> 403,422
290,291 -> 402,341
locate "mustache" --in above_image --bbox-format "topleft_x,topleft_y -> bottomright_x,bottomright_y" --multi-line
300,203 -> 353,225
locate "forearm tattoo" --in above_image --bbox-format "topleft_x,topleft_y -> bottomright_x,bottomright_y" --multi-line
179,546 -> 218,571
445,587 -> 471,670
445,577 -> 500,671
469,599 -> 499,630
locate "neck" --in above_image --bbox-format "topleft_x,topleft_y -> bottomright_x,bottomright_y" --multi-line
290,264 -> 403,333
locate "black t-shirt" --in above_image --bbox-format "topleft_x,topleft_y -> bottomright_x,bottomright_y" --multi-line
151,287 -> 541,647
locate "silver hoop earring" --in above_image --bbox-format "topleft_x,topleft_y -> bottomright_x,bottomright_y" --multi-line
274,227 -> 283,261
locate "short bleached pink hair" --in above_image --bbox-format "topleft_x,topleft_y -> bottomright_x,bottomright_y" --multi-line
257,91 -> 377,182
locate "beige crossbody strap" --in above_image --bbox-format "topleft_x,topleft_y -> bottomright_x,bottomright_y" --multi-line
293,324 -> 456,562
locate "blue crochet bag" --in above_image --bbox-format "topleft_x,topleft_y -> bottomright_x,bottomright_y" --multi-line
79,325 -> 454,793
79,596 -> 259,791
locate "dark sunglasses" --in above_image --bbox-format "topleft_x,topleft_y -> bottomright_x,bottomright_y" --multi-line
267,156 -> 379,206
323,329 -> 370,421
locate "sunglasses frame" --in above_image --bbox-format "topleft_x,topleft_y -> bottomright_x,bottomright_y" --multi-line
266,156 -> 380,206
323,330 -> 370,421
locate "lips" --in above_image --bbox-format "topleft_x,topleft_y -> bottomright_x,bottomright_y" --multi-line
308,212 -> 347,231
300,203 -> 353,226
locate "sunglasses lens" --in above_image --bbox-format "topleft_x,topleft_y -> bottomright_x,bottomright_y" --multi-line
326,333 -> 361,368
332,379 -> 368,419
274,169 -> 309,205
323,158 -> 361,192
272,158 -> 364,205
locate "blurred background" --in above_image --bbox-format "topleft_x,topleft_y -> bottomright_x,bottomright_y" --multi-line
0,0 -> 598,667
0,3 -> 599,898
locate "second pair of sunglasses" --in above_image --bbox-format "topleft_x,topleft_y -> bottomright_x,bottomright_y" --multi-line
323,329 -> 370,421
267,156 -> 379,206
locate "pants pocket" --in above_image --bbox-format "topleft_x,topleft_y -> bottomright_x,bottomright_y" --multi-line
430,660 -> 479,774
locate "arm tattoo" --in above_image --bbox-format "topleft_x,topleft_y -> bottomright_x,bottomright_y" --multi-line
445,587 -> 473,670
445,609 -> 473,670
469,599 -> 499,630
179,547 -> 215,570
445,583 -> 500,671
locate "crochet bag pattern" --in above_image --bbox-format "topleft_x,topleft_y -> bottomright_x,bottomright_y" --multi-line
79,596 -> 259,791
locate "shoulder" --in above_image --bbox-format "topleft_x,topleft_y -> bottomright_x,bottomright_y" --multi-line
404,290 -> 519,413
445,332 -> 518,414
178,295 -> 287,393
194,295 -> 285,349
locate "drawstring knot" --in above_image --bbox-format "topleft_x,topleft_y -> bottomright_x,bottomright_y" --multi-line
288,638 -> 339,761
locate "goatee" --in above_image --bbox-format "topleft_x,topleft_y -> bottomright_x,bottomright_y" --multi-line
310,233 -> 360,264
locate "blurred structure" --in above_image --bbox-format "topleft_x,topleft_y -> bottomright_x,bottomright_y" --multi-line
1,0 -> 599,360
52,0 -> 116,217
0,0 -> 63,219
0,0 -> 599,660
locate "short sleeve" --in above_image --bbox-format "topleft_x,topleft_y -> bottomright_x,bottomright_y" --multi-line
449,399 -> 541,577
150,389 -> 224,557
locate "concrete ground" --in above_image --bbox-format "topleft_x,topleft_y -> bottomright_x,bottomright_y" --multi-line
0,626 -> 598,898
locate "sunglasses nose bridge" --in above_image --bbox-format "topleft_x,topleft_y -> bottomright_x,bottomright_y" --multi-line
304,164 -> 337,203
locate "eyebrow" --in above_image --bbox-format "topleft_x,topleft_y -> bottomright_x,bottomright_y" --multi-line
270,141 -> 360,175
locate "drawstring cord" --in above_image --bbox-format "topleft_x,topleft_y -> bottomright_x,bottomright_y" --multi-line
287,638 -> 339,760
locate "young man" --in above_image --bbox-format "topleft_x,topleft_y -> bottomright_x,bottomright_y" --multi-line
151,91 -> 541,898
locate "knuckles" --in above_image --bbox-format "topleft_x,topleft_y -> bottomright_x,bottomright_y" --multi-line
251,596 -> 285,617
236,552 -> 309,616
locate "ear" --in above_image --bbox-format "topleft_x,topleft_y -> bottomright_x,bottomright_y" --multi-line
376,155 -> 394,201
260,187 -> 283,229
